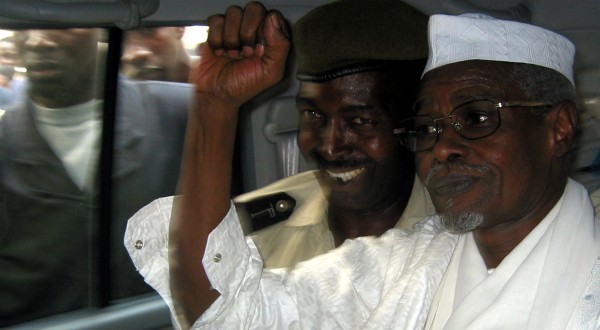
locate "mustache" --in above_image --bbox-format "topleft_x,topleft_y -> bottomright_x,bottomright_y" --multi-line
424,161 -> 490,187
311,153 -> 371,169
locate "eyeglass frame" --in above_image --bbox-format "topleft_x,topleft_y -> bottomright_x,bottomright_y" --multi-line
393,99 -> 554,152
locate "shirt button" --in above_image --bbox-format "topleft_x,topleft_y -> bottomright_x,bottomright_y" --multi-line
135,240 -> 144,250
276,200 -> 291,212
213,253 -> 222,263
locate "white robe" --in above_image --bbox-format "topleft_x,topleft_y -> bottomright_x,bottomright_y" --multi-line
426,178 -> 600,329
125,179 -> 600,329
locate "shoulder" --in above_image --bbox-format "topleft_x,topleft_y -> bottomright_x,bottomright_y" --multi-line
118,77 -> 191,102
234,171 -> 323,232
235,171 -> 321,203
117,77 -> 190,121
235,191 -> 298,232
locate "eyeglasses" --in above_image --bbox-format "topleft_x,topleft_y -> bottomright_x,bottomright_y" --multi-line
393,99 -> 553,152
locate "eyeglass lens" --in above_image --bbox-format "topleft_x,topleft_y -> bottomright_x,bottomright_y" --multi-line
396,100 -> 501,152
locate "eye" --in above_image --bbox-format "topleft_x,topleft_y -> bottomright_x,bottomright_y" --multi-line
464,111 -> 490,125
300,110 -> 326,127
415,124 -> 437,136
350,117 -> 376,127
455,100 -> 497,128
301,109 -> 323,120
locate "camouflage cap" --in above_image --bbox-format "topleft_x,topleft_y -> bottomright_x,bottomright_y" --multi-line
293,0 -> 428,82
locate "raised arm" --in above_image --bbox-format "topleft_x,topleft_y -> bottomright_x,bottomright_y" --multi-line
168,2 -> 290,327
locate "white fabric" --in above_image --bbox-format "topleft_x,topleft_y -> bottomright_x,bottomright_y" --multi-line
126,199 -> 458,329
34,99 -> 102,191
426,180 -> 600,329
123,197 -> 175,314
423,14 -> 576,85
124,179 -> 600,329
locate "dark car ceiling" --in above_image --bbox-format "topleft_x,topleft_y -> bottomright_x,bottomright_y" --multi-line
0,0 -> 597,96
114,0 -> 600,98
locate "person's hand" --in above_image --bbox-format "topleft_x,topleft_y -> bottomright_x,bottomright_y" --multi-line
171,5 -> 290,324
191,1 -> 290,110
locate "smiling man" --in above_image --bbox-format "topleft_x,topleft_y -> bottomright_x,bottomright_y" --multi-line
127,0 -> 434,272
233,0 -> 434,268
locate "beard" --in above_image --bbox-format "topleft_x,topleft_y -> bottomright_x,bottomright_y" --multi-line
440,212 -> 484,234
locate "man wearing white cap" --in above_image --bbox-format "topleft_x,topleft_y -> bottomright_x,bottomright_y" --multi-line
396,13 -> 598,328
124,4 -> 600,329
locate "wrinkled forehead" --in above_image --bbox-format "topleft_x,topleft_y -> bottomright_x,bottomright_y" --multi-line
299,70 -> 382,93
297,72 -> 378,108
417,61 -> 526,109
423,61 -> 515,88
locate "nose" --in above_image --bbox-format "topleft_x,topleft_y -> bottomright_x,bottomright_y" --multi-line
318,119 -> 350,160
429,118 -> 469,163
122,47 -> 152,65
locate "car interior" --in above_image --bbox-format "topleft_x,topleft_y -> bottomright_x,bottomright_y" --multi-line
0,0 -> 598,329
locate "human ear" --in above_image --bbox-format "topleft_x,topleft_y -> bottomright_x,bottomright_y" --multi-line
548,101 -> 578,157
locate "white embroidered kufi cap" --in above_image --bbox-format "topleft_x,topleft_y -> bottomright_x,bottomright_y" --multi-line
423,14 -> 576,85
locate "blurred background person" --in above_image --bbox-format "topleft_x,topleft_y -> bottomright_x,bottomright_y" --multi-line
0,35 -> 26,107
0,65 -> 13,107
121,27 -> 195,83
0,28 -> 189,326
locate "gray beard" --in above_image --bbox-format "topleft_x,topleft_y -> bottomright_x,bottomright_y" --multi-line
440,212 -> 484,234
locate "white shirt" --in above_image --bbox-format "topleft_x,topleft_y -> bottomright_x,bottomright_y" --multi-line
34,99 -> 102,191
125,179 -> 600,329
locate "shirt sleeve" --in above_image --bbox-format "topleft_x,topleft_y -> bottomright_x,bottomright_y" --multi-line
124,196 -> 180,326
125,196 -> 300,329
195,201 -> 263,324
195,203 -> 301,329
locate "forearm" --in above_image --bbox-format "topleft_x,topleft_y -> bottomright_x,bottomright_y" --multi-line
169,98 -> 239,327
166,3 -> 290,327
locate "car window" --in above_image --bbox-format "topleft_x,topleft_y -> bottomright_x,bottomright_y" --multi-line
0,25 -> 206,328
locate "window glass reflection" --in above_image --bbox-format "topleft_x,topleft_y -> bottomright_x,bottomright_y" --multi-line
0,31 -> 26,108
121,25 -> 206,83
0,26 -> 199,326
0,28 -> 105,325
